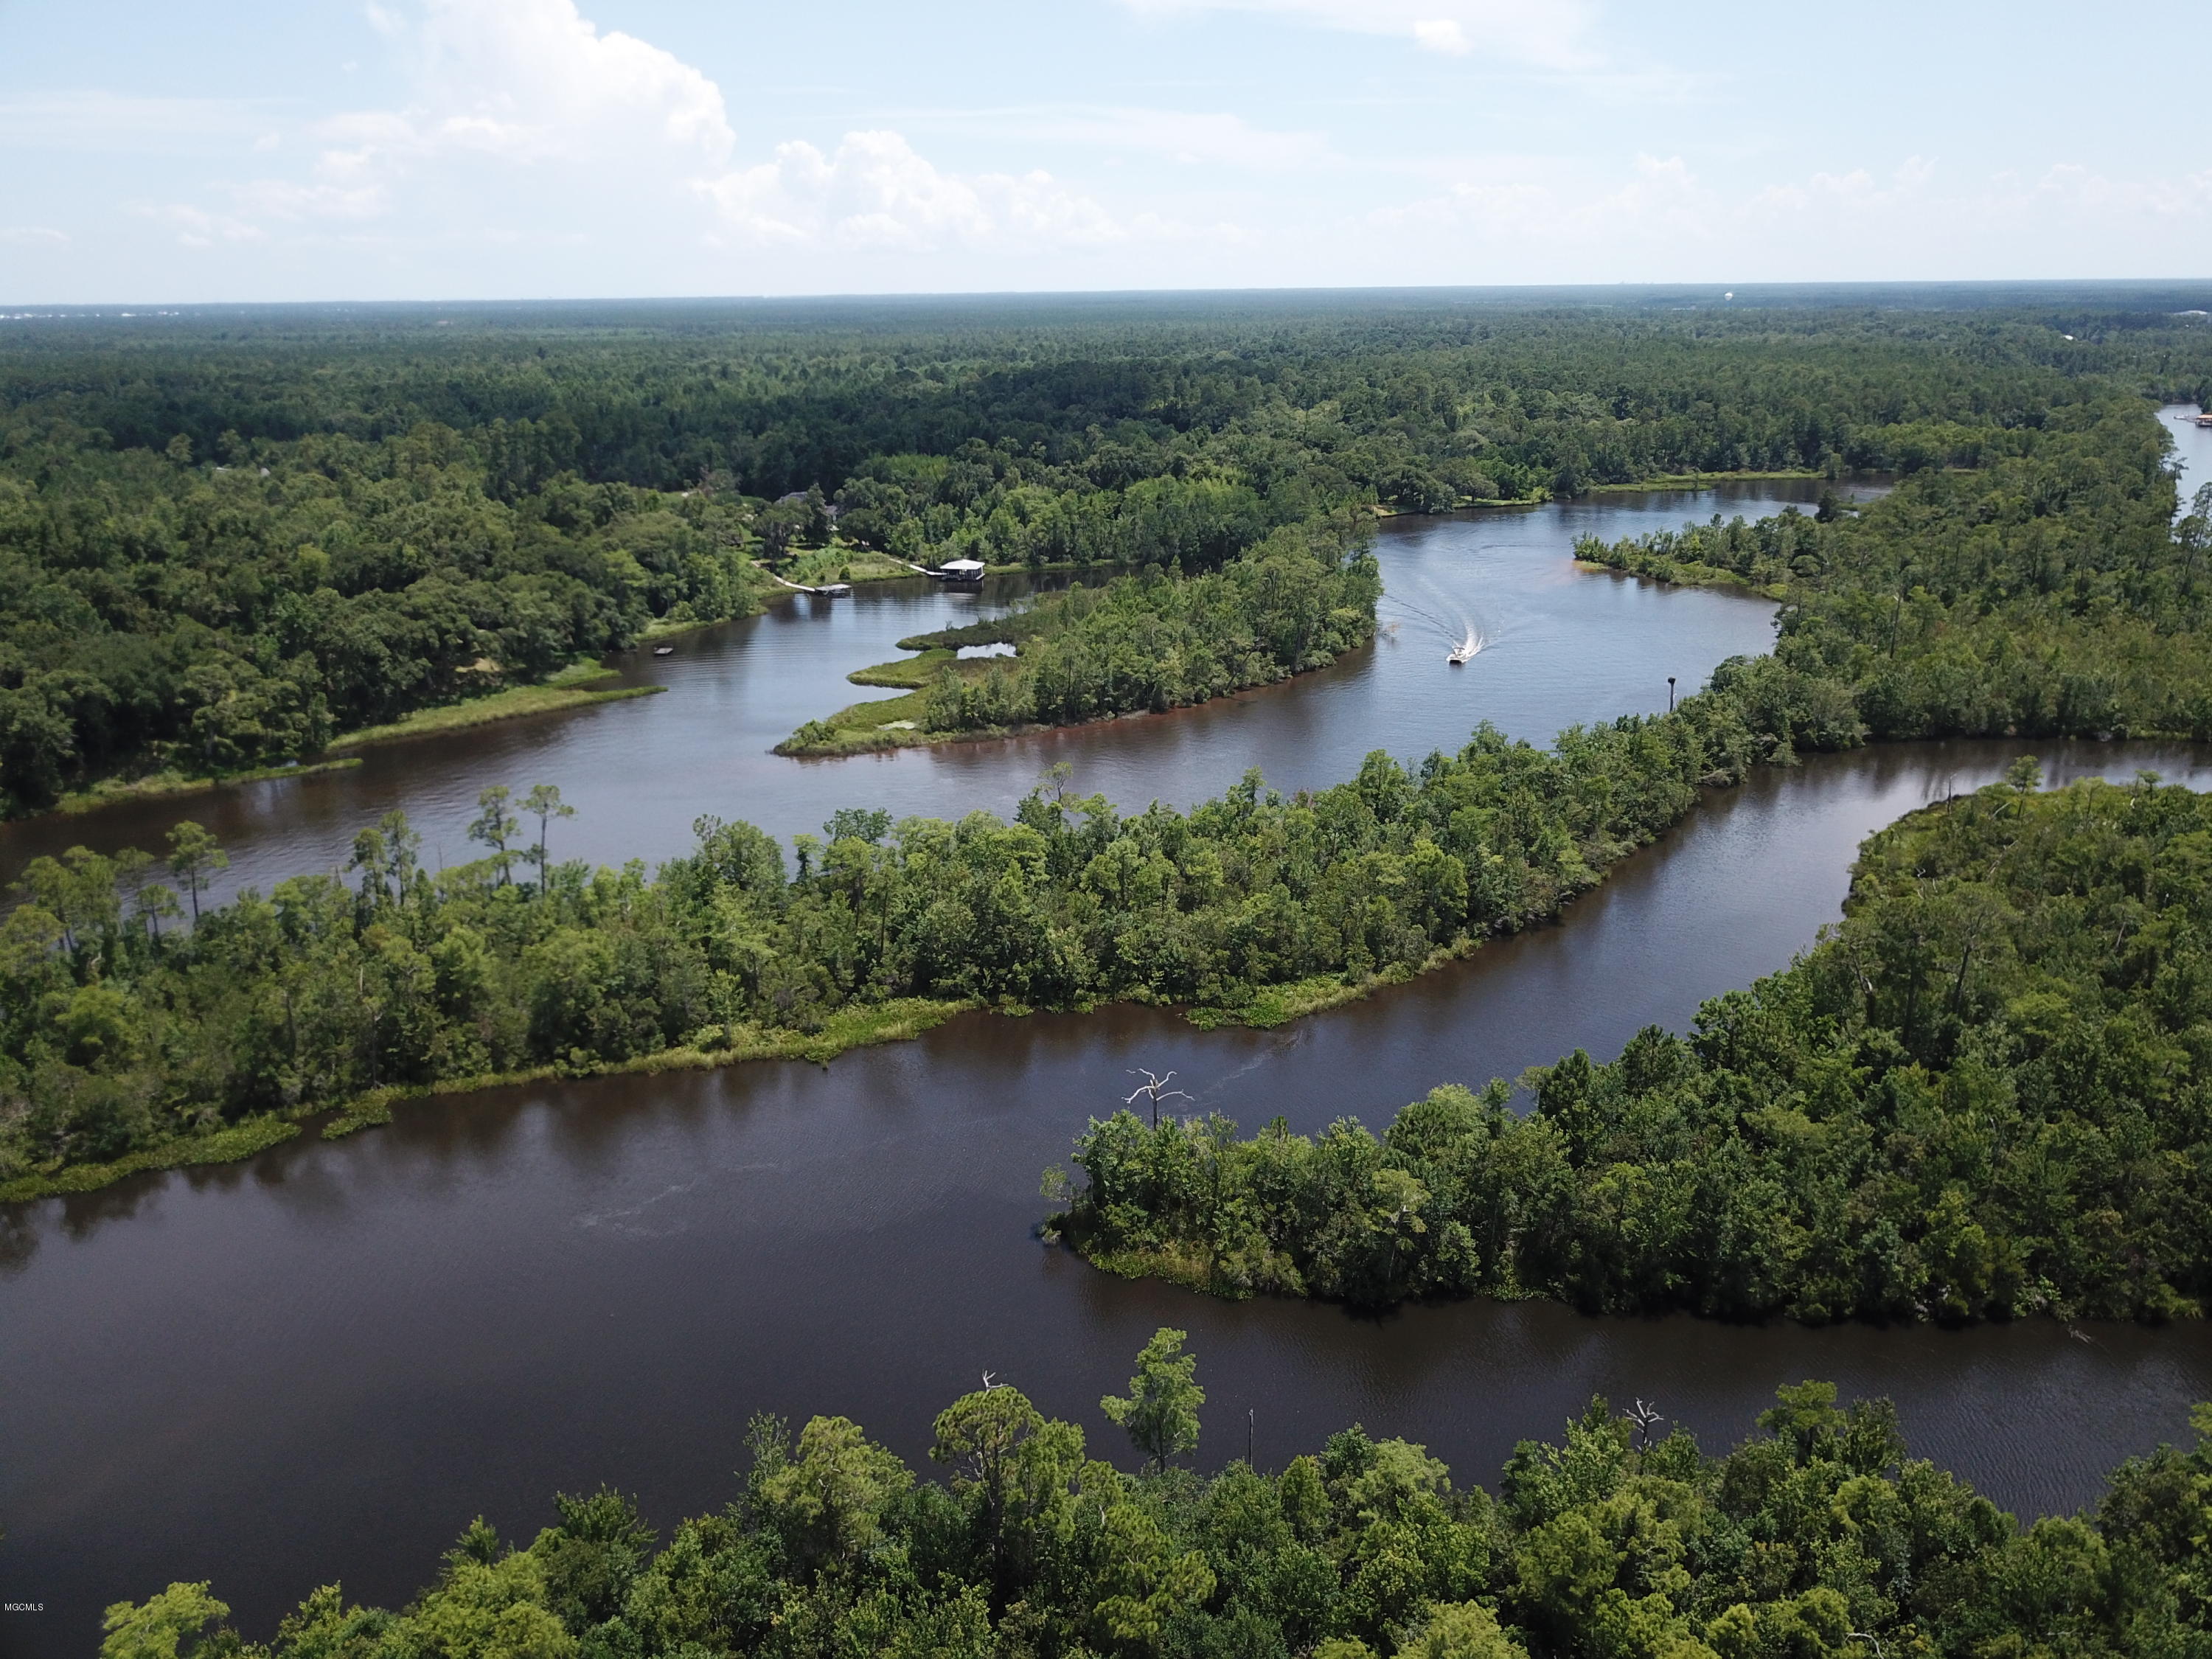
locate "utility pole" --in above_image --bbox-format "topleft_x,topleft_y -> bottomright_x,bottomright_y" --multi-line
1248,1407 -> 1255,1468
1666,676 -> 1676,713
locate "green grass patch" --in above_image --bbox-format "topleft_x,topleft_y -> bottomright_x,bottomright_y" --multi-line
846,647 -> 958,689
1186,936 -> 1484,1029
46,757 -> 364,818
321,1092 -> 397,1138
641,614 -> 722,641
0,1115 -> 301,1203
326,669 -> 661,752
1585,470 -> 1823,491
1371,494 -> 1542,516
1574,555 -> 1787,599
331,1003 -> 973,1133
777,653 -> 1010,755
772,543 -> 927,586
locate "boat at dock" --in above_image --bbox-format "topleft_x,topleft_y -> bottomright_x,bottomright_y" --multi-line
653,645 -> 674,655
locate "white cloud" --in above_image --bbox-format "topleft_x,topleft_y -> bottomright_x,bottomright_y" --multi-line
140,0 -> 1144,267
231,178 -> 392,222
0,226 -> 71,246
1118,0 -> 1593,69
1366,148 -> 2212,285
1755,156 -> 1936,215
140,0 -> 737,240
383,0 -> 733,164
0,92 -> 279,150
1377,151 -> 1714,242
2014,161 -> 2212,220
698,131 -> 1127,251
312,0 -> 733,184
1412,20 -> 1471,55
136,204 -> 268,248
914,106 -> 1334,173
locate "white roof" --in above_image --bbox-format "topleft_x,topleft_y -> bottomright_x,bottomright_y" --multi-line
939,558 -> 986,572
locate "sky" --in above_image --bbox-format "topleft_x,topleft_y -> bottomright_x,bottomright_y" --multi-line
1,0 -> 2207,302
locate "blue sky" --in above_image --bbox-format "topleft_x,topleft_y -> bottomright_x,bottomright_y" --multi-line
1,0 -> 2206,301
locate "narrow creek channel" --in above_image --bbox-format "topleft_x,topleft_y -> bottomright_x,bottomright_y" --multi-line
4,434 -> 2210,1653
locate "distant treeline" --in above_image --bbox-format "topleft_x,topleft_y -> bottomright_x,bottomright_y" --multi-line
98,1352 -> 2212,1659
8,299 -> 2208,809
1061,771 -> 2212,1322
11,302 -> 2208,501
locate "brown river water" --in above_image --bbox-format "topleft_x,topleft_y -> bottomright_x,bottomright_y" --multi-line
4,422 -> 2211,1653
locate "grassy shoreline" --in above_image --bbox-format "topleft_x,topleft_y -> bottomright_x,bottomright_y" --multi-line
1,998 -> 974,1203
41,757 -> 366,819
775,649 -> 1009,754
1572,554 -> 1787,599
0,919 -> 1528,1204
763,544 -> 930,587
1370,495 -> 1542,517
1586,468 -> 1826,491
0,1116 -> 305,1203
774,686 -> 1283,759
324,665 -> 664,752
6,660 -> 685,822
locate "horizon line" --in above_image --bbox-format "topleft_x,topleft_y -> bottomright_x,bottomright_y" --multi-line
6,276 -> 2212,316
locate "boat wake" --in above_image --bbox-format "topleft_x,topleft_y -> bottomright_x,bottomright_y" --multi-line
1383,590 -> 1488,666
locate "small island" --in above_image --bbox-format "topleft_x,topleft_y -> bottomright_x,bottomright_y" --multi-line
777,517 -> 1382,755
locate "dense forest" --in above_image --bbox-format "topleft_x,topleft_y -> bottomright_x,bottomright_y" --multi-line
7,383 -> 2212,1199
1579,415 -> 2212,743
97,1342 -> 2212,1659
0,422 -> 764,807
1060,768 -> 2212,1322
10,295 -> 2208,808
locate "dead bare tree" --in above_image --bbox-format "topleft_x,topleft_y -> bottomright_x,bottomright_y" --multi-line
1125,1068 -> 1194,1128
1627,1398 -> 1665,1450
